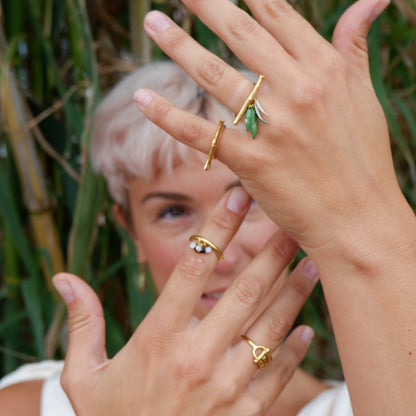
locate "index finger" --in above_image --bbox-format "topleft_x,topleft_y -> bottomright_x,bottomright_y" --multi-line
148,186 -> 252,330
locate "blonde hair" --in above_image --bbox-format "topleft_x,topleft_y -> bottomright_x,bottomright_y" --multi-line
91,61 -> 233,207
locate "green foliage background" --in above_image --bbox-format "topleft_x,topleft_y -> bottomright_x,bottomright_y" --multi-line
0,0 -> 415,381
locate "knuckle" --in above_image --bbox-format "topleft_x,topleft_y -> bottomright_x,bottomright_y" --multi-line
183,0 -> 208,6
67,311 -> 101,335
233,276 -> 264,307
293,78 -> 324,109
211,380 -> 240,409
182,120 -> 203,142
151,100 -> 171,124
211,211 -> 236,232
163,29 -> 188,52
176,349 -> 211,390
244,398 -> 265,416
264,0 -> 295,18
229,13 -> 260,40
291,337 -> 309,361
292,280 -> 310,298
279,360 -> 295,386
272,236 -> 297,262
199,58 -> 226,87
138,321 -> 173,354
267,312 -> 292,340
177,254 -> 209,283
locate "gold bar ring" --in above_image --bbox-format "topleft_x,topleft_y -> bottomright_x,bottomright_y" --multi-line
233,75 -> 265,126
204,120 -> 225,171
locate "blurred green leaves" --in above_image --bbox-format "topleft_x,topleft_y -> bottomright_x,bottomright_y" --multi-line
0,0 -> 415,382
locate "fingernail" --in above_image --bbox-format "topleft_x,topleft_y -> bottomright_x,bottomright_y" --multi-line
134,89 -> 153,110
370,0 -> 390,22
145,11 -> 170,33
300,326 -> 315,345
53,277 -> 74,304
303,259 -> 319,282
227,187 -> 251,214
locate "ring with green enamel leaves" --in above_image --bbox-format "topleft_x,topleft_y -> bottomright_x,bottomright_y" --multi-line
233,75 -> 269,139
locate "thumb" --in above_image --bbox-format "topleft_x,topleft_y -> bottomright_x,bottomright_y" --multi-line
53,273 -> 108,371
332,0 -> 390,85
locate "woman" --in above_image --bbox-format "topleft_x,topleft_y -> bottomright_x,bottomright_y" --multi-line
134,0 -> 416,414
0,61 -> 339,415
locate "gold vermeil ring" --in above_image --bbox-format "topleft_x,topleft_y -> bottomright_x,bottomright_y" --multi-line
203,120 -> 225,171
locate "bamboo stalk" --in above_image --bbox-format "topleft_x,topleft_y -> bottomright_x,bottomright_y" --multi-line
0,26 -> 65,284
129,0 -> 151,63
65,0 -> 104,277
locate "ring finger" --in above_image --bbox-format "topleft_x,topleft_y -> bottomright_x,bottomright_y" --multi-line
233,257 -> 319,379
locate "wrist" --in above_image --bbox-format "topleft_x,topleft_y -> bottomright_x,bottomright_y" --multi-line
306,189 -> 416,280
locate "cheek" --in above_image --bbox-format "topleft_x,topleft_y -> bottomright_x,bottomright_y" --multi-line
141,239 -> 187,293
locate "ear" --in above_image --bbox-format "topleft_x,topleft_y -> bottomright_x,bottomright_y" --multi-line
113,204 -> 127,229
112,204 -> 148,263
133,239 -> 148,263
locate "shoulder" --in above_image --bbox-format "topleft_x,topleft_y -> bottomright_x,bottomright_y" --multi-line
0,379 -> 43,416
0,360 -> 73,416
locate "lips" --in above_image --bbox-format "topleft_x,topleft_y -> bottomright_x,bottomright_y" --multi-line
201,291 -> 224,309
203,292 -> 223,300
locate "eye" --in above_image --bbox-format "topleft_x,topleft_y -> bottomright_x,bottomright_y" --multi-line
157,205 -> 188,220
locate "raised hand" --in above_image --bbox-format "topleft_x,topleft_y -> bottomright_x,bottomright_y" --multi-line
134,0 -> 403,260
134,1 -> 416,414
53,187 -> 318,415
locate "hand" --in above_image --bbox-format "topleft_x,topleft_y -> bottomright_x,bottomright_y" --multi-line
134,0 -> 407,262
53,187 -> 318,416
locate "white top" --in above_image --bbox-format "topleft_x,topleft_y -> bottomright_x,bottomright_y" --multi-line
0,361 -> 352,415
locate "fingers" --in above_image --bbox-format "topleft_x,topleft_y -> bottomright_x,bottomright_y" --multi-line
245,0 -> 330,62
148,187 -> 252,330
198,229 -> 299,348
240,258 -> 319,350
180,0 -> 294,81
242,326 -> 314,411
143,11 -> 249,114
52,273 -> 108,374
230,257 -> 318,383
332,0 -> 390,85
134,90 -> 248,173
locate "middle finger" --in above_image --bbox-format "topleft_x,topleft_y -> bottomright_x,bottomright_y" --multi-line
197,229 -> 299,349
179,0 -> 295,79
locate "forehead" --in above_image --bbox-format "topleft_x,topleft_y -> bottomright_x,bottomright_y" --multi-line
128,156 -> 239,201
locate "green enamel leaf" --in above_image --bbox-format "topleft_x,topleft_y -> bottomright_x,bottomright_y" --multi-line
245,107 -> 255,132
250,117 -> 258,139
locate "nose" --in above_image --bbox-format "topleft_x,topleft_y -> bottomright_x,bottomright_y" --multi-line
214,238 -> 242,275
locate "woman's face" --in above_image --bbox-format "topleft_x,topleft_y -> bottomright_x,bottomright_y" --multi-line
126,155 -> 279,320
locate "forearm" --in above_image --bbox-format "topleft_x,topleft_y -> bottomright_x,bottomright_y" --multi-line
311,192 -> 416,414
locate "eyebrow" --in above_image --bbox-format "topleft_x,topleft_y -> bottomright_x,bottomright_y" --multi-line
141,192 -> 192,204
141,180 -> 243,205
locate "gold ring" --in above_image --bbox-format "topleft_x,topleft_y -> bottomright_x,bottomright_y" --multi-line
233,75 -> 268,139
189,235 -> 224,261
241,334 -> 272,369
204,120 -> 225,171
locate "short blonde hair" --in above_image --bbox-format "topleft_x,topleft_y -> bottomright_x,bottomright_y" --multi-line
91,61 -> 233,207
